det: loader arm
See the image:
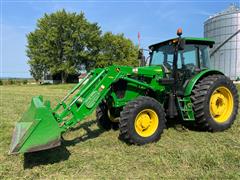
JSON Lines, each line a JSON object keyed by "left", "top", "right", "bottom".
{"left": 53, "top": 65, "right": 163, "bottom": 131}
{"left": 53, "top": 67, "right": 124, "bottom": 130}
{"left": 9, "top": 65, "right": 164, "bottom": 154}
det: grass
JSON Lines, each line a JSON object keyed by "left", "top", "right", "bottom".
{"left": 0, "top": 84, "right": 240, "bottom": 179}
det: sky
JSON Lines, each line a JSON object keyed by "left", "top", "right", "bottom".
{"left": 1, "top": 0, "right": 240, "bottom": 78}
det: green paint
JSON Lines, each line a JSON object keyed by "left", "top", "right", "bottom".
{"left": 177, "top": 97, "right": 195, "bottom": 121}
{"left": 184, "top": 69, "right": 223, "bottom": 96}
{"left": 184, "top": 37, "right": 215, "bottom": 44}
{"left": 85, "top": 91, "right": 101, "bottom": 109}
{"left": 9, "top": 96, "right": 61, "bottom": 154}
{"left": 149, "top": 37, "right": 215, "bottom": 49}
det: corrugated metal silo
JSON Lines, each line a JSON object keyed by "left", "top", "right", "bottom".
{"left": 204, "top": 4, "right": 240, "bottom": 80}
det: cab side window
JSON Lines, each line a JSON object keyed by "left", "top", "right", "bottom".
{"left": 199, "top": 45, "right": 211, "bottom": 69}
{"left": 177, "top": 45, "right": 198, "bottom": 73}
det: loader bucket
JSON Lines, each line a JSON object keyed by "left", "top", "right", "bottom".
{"left": 9, "top": 96, "right": 62, "bottom": 154}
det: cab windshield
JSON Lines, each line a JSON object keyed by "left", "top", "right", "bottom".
{"left": 150, "top": 44, "right": 211, "bottom": 71}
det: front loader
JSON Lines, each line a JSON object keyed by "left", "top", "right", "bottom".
{"left": 9, "top": 29, "right": 239, "bottom": 154}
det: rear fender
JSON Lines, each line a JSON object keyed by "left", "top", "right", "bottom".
{"left": 184, "top": 69, "right": 224, "bottom": 97}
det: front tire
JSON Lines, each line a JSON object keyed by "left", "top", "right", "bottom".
{"left": 191, "top": 74, "right": 239, "bottom": 131}
{"left": 96, "top": 102, "right": 119, "bottom": 130}
{"left": 119, "top": 96, "right": 166, "bottom": 145}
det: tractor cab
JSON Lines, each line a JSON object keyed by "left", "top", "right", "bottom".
{"left": 149, "top": 37, "right": 214, "bottom": 75}
{"left": 148, "top": 34, "right": 215, "bottom": 92}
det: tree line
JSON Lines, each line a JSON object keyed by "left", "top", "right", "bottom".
{"left": 27, "top": 9, "right": 139, "bottom": 83}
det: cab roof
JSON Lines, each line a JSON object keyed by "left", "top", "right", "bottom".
{"left": 149, "top": 37, "right": 215, "bottom": 50}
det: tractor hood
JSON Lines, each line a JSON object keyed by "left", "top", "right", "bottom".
{"left": 93, "top": 65, "right": 164, "bottom": 78}
{"left": 134, "top": 66, "right": 163, "bottom": 74}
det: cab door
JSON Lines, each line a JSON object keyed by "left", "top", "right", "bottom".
{"left": 176, "top": 45, "right": 199, "bottom": 93}
{"left": 176, "top": 44, "right": 211, "bottom": 94}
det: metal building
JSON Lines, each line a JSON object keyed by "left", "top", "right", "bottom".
{"left": 204, "top": 4, "right": 240, "bottom": 80}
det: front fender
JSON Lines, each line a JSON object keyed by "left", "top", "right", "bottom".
{"left": 184, "top": 69, "right": 224, "bottom": 96}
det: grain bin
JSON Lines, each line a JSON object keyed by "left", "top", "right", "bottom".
{"left": 204, "top": 4, "right": 240, "bottom": 80}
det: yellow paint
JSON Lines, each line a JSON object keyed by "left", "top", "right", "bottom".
{"left": 134, "top": 109, "right": 159, "bottom": 137}
{"left": 209, "top": 86, "right": 234, "bottom": 123}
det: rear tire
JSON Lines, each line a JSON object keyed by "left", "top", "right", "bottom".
{"left": 191, "top": 74, "right": 239, "bottom": 131}
{"left": 119, "top": 96, "right": 166, "bottom": 145}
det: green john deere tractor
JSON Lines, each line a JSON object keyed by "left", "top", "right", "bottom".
{"left": 9, "top": 29, "right": 239, "bottom": 154}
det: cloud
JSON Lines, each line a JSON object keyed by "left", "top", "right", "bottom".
{"left": 193, "top": 10, "right": 212, "bottom": 16}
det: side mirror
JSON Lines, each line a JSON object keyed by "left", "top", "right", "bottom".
{"left": 138, "top": 49, "right": 146, "bottom": 66}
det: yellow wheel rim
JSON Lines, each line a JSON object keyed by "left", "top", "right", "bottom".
{"left": 209, "top": 86, "right": 234, "bottom": 123}
{"left": 134, "top": 109, "right": 159, "bottom": 137}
